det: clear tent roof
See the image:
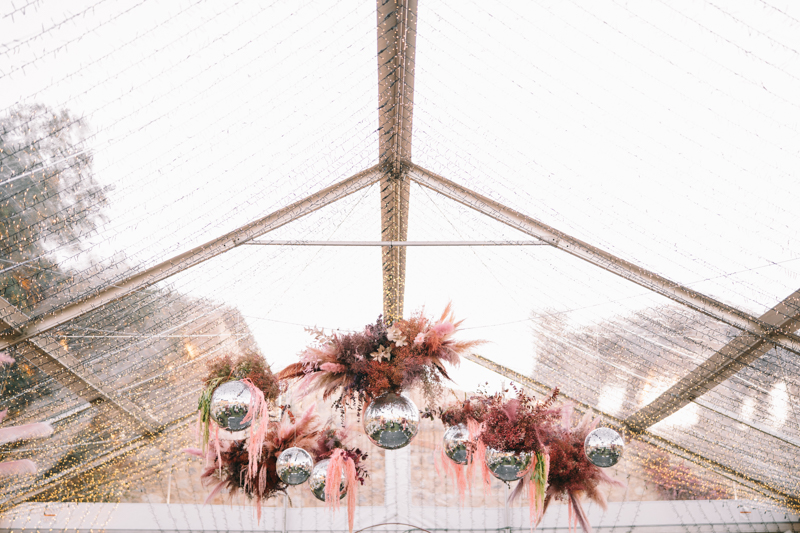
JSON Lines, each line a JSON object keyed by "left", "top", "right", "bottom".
{"left": 1, "top": 0, "right": 799, "bottom": 528}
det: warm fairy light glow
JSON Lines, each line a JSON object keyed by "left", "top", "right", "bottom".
{"left": 185, "top": 342, "right": 197, "bottom": 360}
{"left": 638, "top": 377, "right": 672, "bottom": 409}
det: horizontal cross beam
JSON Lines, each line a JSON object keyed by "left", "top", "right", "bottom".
{"left": 244, "top": 240, "right": 547, "bottom": 246}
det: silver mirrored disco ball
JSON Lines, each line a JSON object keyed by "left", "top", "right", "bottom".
{"left": 443, "top": 423, "right": 470, "bottom": 465}
{"left": 485, "top": 447, "right": 532, "bottom": 482}
{"left": 362, "top": 392, "right": 419, "bottom": 449}
{"left": 584, "top": 427, "right": 624, "bottom": 468}
{"left": 309, "top": 458, "right": 347, "bottom": 501}
{"left": 210, "top": 380, "right": 252, "bottom": 433}
{"left": 276, "top": 447, "right": 314, "bottom": 485}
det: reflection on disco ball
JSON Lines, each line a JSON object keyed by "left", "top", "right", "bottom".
{"left": 485, "top": 447, "right": 532, "bottom": 482}
{"left": 584, "top": 427, "right": 624, "bottom": 468}
{"left": 276, "top": 447, "right": 314, "bottom": 485}
{"left": 309, "top": 458, "right": 347, "bottom": 501}
{"left": 210, "top": 380, "right": 252, "bottom": 433}
{"left": 443, "top": 423, "right": 470, "bottom": 465}
{"left": 362, "top": 392, "right": 419, "bottom": 449}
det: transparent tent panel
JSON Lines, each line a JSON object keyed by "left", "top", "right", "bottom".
{"left": 1, "top": 0, "right": 379, "bottom": 318}
{"left": 650, "top": 402, "right": 800, "bottom": 497}
{"left": 3, "top": 0, "right": 800, "bottom": 526}
{"left": 412, "top": 0, "right": 800, "bottom": 317}
{"left": 7, "top": 176, "right": 793, "bottom": 505}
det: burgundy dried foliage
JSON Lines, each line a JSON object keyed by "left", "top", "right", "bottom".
{"left": 538, "top": 406, "right": 625, "bottom": 533}
{"left": 277, "top": 305, "right": 483, "bottom": 414}
{"left": 212, "top": 440, "right": 285, "bottom": 501}
{"left": 312, "top": 426, "right": 369, "bottom": 485}
{"left": 543, "top": 425, "right": 604, "bottom": 502}
{"left": 201, "top": 404, "right": 351, "bottom": 504}
{"left": 422, "top": 394, "right": 491, "bottom": 426}
{"left": 480, "top": 387, "right": 560, "bottom": 453}
{"left": 204, "top": 350, "right": 281, "bottom": 400}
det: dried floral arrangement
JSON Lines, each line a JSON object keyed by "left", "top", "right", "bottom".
{"left": 480, "top": 386, "right": 560, "bottom": 454}
{"left": 187, "top": 403, "right": 369, "bottom": 529}
{"left": 482, "top": 386, "right": 560, "bottom": 524}
{"left": 537, "top": 405, "right": 624, "bottom": 533}
{"left": 423, "top": 393, "right": 493, "bottom": 500}
{"left": 277, "top": 304, "right": 482, "bottom": 413}
{"left": 196, "top": 350, "right": 281, "bottom": 452}
{"left": 311, "top": 425, "right": 369, "bottom": 532}
{"left": 427, "top": 387, "right": 623, "bottom": 533}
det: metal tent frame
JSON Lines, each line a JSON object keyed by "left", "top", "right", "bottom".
{"left": 1, "top": 0, "right": 798, "bottom": 512}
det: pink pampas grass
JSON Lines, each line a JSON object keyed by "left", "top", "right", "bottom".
{"left": 325, "top": 448, "right": 359, "bottom": 532}
{"left": 0, "top": 422, "right": 53, "bottom": 445}
{"left": 241, "top": 378, "right": 271, "bottom": 479}
{"left": 0, "top": 459, "right": 36, "bottom": 477}
{"left": 0, "top": 352, "right": 14, "bottom": 366}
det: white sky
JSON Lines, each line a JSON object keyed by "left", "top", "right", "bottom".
{"left": 2, "top": 0, "right": 800, "bottom": 398}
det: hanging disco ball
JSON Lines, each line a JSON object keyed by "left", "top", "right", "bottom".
{"left": 210, "top": 380, "right": 252, "bottom": 434}
{"left": 362, "top": 392, "right": 419, "bottom": 449}
{"left": 309, "top": 458, "right": 347, "bottom": 501}
{"left": 443, "top": 423, "right": 470, "bottom": 465}
{"left": 584, "top": 427, "right": 624, "bottom": 468}
{"left": 485, "top": 447, "right": 532, "bottom": 482}
{"left": 276, "top": 447, "right": 314, "bottom": 485}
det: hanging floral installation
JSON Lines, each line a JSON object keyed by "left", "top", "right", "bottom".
{"left": 185, "top": 308, "right": 624, "bottom": 533}
{"left": 539, "top": 404, "right": 625, "bottom": 533}
{"left": 427, "top": 385, "right": 623, "bottom": 533}
{"left": 481, "top": 387, "right": 560, "bottom": 523}
{"left": 423, "top": 393, "right": 492, "bottom": 501}
{"left": 190, "top": 404, "right": 321, "bottom": 517}
{"left": 188, "top": 401, "right": 369, "bottom": 529}
{"left": 310, "top": 425, "right": 369, "bottom": 532}
{"left": 277, "top": 304, "right": 483, "bottom": 412}
{"left": 196, "top": 351, "right": 281, "bottom": 454}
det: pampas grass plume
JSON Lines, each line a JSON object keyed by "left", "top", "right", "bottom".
{"left": 0, "top": 422, "right": 53, "bottom": 445}
{"left": 0, "top": 459, "right": 36, "bottom": 477}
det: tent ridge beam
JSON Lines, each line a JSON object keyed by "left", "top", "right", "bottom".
{"left": 377, "top": 0, "right": 417, "bottom": 323}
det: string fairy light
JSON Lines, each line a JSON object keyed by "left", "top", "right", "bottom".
{"left": 0, "top": 0, "right": 799, "bottom": 530}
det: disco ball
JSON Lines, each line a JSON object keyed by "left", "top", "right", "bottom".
{"left": 276, "top": 447, "right": 314, "bottom": 485}
{"left": 362, "top": 392, "right": 419, "bottom": 449}
{"left": 309, "top": 458, "right": 347, "bottom": 501}
{"left": 584, "top": 427, "right": 624, "bottom": 468}
{"left": 443, "top": 423, "right": 470, "bottom": 465}
{"left": 210, "top": 380, "right": 252, "bottom": 433}
{"left": 485, "top": 447, "right": 532, "bottom": 482}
